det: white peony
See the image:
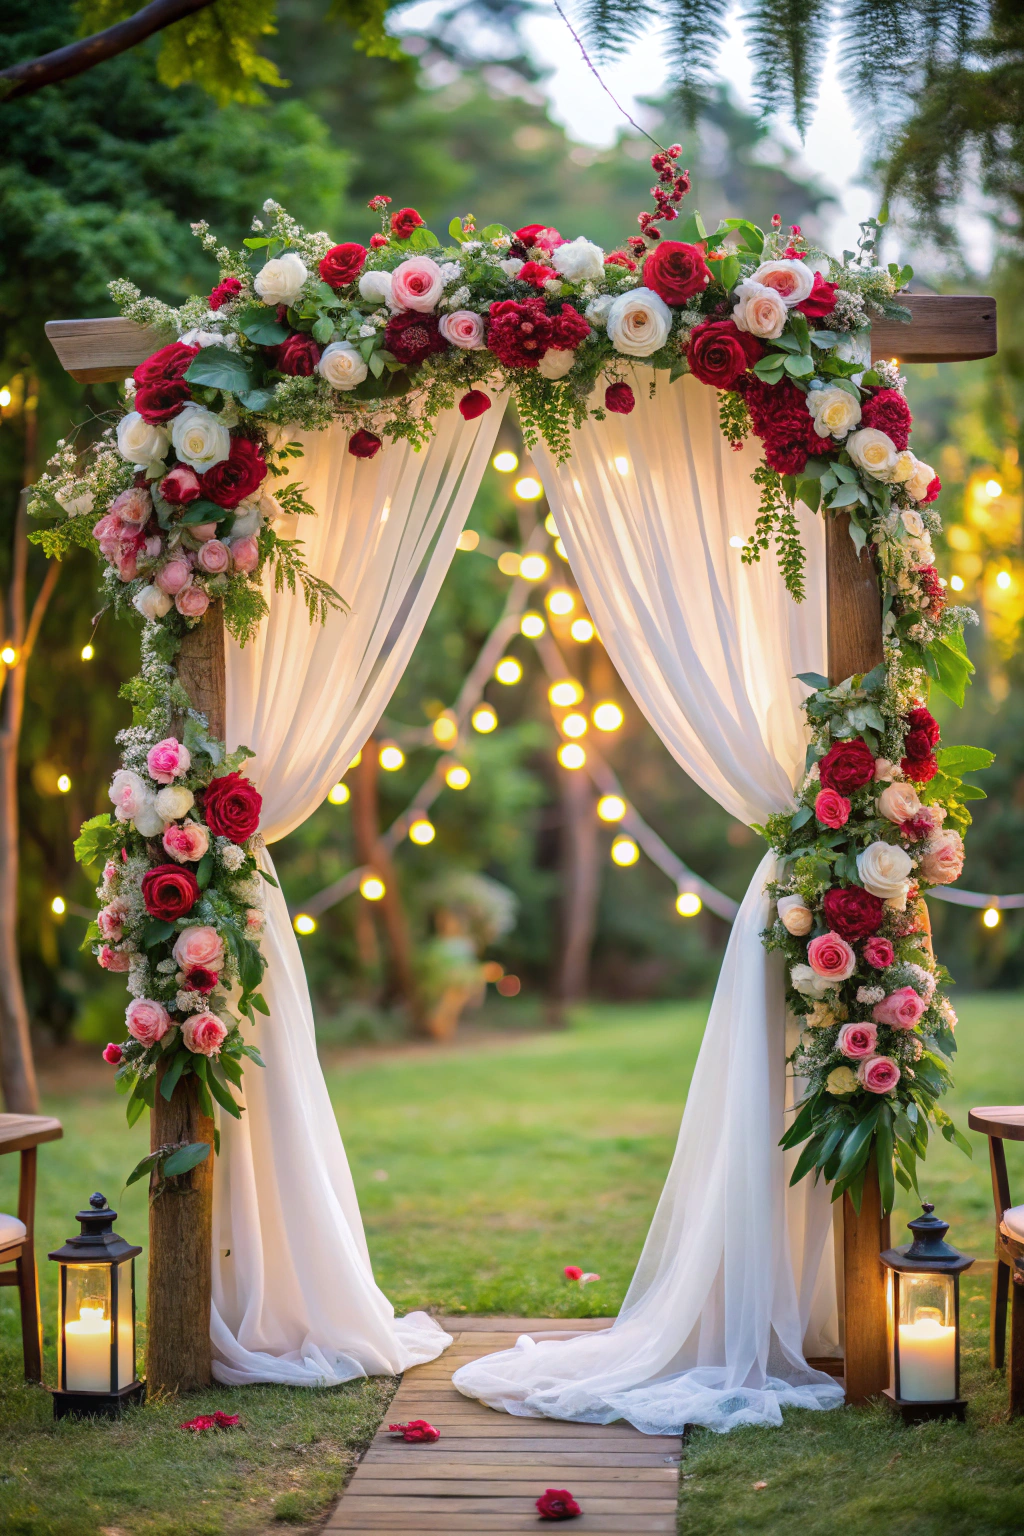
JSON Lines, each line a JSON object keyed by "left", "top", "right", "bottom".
{"left": 807, "top": 386, "right": 861, "bottom": 440}
{"left": 749, "top": 259, "right": 815, "bottom": 307}
{"left": 155, "top": 784, "right": 195, "bottom": 821}
{"left": 171, "top": 406, "right": 231, "bottom": 471}
{"left": 857, "top": 839, "right": 913, "bottom": 899}
{"left": 905, "top": 457, "right": 937, "bottom": 502}
{"left": 538, "top": 348, "right": 576, "bottom": 380}
{"left": 317, "top": 342, "right": 368, "bottom": 391}
{"left": 358, "top": 269, "right": 395, "bottom": 306}
{"left": 791, "top": 964, "right": 833, "bottom": 999}
{"left": 584, "top": 294, "right": 615, "bottom": 328}
{"left": 606, "top": 287, "right": 672, "bottom": 357}
{"left": 551, "top": 237, "right": 606, "bottom": 285}
{"left": 116, "top": 412, "right": 169, "bottom": 466}
{"left": 133, "top": 584, "right": 173, "bottom": 621}
{"left": 254, "top": 252, "right": 308, "bottom": 308}
{"left": 732, "top": 280, "right": 787, "bottom": 340}
{"left": 846, "top": 427, "right": 899, "bottom": 481}
{"left": 778, "top": 894, "right": 813, "bottom": 936}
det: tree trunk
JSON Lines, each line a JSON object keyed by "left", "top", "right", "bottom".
{"left": 145, "top": 605, "right": 224, "bottom": 1393}
{"left": 556, "top": 763, "right": 600, "bottom": 1002}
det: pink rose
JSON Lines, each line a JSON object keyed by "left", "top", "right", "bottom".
{"left": 814, "top": 788, "right": 851, "bottom": 828}
{"left": 919, "top": 829, "right": 964, "bottom": 885}
{"left": 877, "top": 782, "right": 922, "bottom": 823}
{"left": 807, "top": 932, "right": 856, "bottom": 981}
{"left": 155, "top": 557, "right": 192, "bottom": 595}
{"left": 162, "top": 821, "right": 210, "bottom": 863}
{"left": 197, "top": 538, "right": 230, "bottom": 575}
{"left": 874, "top": 758, "right": 898, "bottom": 781}
{"left": 145, "top": 534, "right": 163, "bottom": 560}
{"left": 837, "top": 1022, "right": 878, "bottom": 1059}
{"left": 229, "top": 535, "right": 259, "bottom": 574}
{"left": 159, "top": 465, "right": 202, "bottom": 506}
{"left": 109, "top": 487, "right": 152, "bottom": 526}
{"left": 181, "top": 1011, "right": 228, "bottom": 1057}
{"left": 102, "top": 860, "right": 119, "bottom": 887}
{"left": 97, "top": 901, "right": 127, "bottom": 942}
{"left": 125, "top": 998, "right": 171, "bottom": 1046}
{"left": 172, "top": 926, "right": 224, "bottom": 972}
{"left": 857, "top": 1055, "right": 901, "bottom": 1094}
{"left": 113, "top": 543, "right": 140, "bottom": 581}
{"left": 862, "top": 936, "right": 894, "bottom": 969}
{"left": 98, "top": 946, "right": 131, "bottom": 971}
{"left": 872, "top": 986, "right": 927, "bottom": 1030}
{"left": 102, "top": 1043, "right": 123, "bottom": 1065}
{"left": 245, "top": 907, "right": 265, "bottom": 933}
{"left": 439, "top": 311, "right": 486, "bottom": 350}
{"left": 147, "top": 736, "right": 191, "bottom": 783}
{"left": 390, "top": 256, "right": 444, "bottom": 313}
{"left": 175, "top": 582, "right": 210, "bottom": 618}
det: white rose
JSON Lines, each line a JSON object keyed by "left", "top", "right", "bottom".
{"left": 856, "top": 839, "right": 913, "bottom": 898}
{"left": 538, "top": 348, "right": 576, "bottom": 380}
{"left": 132, "top": 584, "right": 173, "bottom": 621}
{"left": 133, "top": 798, "right": 166, "bottom": 838}
{"left": 116, "top": 412, "right": 169, "bottom": 466}
{"left": 606, "top": 287, "right": 672, "bottom": 357}
{"left": 901, "top": 508, "right": 925, "bottom": 538}
{"left": 171, "top": 406, "right": 231, "bottom": 471}
{"left": 317, "top": 342, "right": 368, "bottom": 391}
{"left": 846, "top": 427, "right": 899, "bottom": 480}
{"left": 584, "top": 294, "right": 615, "bottom": 328}
{"left": 499, "top": 258, "right": 524, "bottom": 278}
{"left": 179, "top": 329, "right": 237, "bottom": 350}
{"left": 155, "top": 784, "right": 195, "bottom": 821}
{"left": 905, "top": 457, "right": 937, "bottom": 502}
{"left": 749, "top": 258, "right": 815, "bottom": 307}
{"left": 807, "top": 386, "right": 861, "bottom": 440}
{"left": 778, "top": 894, "right": 813, "bottom": 936}
{"left": 791, "top": 964, "right": 832, "bottom": 999}
{"left": 254, "top": 252, "right": 308, "bottom": 308}
{"left": 358, "top": 269, "right": 395, "bottom": 307}
{"left": 551, "top": 237, "right": 605, "bottom": 285}
{"left": 109, "top": 769, "right": 148, "bottom": 823}
{"left": 732, "top": 280, "right": 787, "bottom": 340}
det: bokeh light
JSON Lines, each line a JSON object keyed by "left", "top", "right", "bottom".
{"left": 597, "top": 794, "right": 626, "bottom": 822}
{"left": 611, "top": 835, "right": 639, "bottom": 866}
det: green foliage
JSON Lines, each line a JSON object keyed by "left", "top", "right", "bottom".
{"left": 744, "top": 464, "right": 807, "bottom": 602}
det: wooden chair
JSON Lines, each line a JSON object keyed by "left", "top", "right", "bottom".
{"left": 0, "top": 1113, "right": 63, "bottom": 1382}
{"left": 967, "top": 1106, "right": 1024, "bottom": 1416}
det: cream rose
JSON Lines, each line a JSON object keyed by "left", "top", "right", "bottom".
{"left": 155, "top": 784, "right": 195, "bottom": 821}
{"left": 900, "top": 508, "right": 926, "bottom": 539}
{"left": 606, "top": 287, "right": 672, "bottom": 357}
{"left": 132, "top": 584, "right": 173, "bottom": 622}
{"left": 116, "top": 412, "right": 169, "bottom": 466}
{"left": 877, "top": 782, "right": 922, "bottom": 823}
{"left": 171, "top": 406, "right": 231, "bottom": 471}
{"left": 551, "top": 237, "right": 605, "bottom": 284}
{"left": 890, "top": 451, "right": 915, "bottom": 484}
{"left": 807, "top": 386, "right": 861, "bottom": 440}
{"left": 439, "top": 311, "right": 486, "bottom": 350}
{"left": 390, "top": 256, "right": 444, "bottom": 312}
{"left": 358, "top": 269, "right": 394, "bottom": 306}
{"left": 499, "top": 258, "right": 524, "bottom": 279}
{"left": 905, "top": 457, "right": 938, "bottom": 502}
{"left": 846, "top": 428, "right": 899, "bottom": 481}
{"left": 538, "top": 348, "right": 576, "bottom": 380}
{"left": 254, "top": 252, "right": 308, "bottom": 308}
{"left": 778, "top": 894, "right": 813, "bottom": 936}
{"left": 750, "top": 258, "right": 815, "bottom": 306}
{"left": 857, "top": 839, "right": 913, "bottom": 899}
{"left": 919, "top": 829, "right": 964, "bottom": 886}
{"left": 731, "top": 280, "right": 787, "bottom": 340}
{"left": 317, "top": 342, "right": 368, "bottom": 391}
{"left": 790, "top": 964, "right": 833, "bottom": 999}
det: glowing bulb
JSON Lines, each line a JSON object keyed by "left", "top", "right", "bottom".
{"left": 570, "top": 618, "right": 594, "bottom": 643}
{"left": 676, "top": 891, "right": 702, "bottom": 917}
{"left": 457, "top": 529, "right": 480, "bottom": 552}
{"left": 515, "top": 476, "right": 543, "bottom": 501}
{"left": 554, "top": 538, "right": 568, "bottom": 561}
{"left": 614, "top": 456, "right": 629, "bottom": 476}
{"left": 360, "top": 875, "right": 386, "bottom": 901}
{"left": 51, "top": 896, "right": 66, "bottom": 916}
{"left": 519, "top": 553, "right": 548, "bottom": 582}
{"left": 983, "top": 906, "right": 1001, "bottom": 929}
{"left": 80, "top": 644, "right": 94, "bottom": 661}
{"left": 432, "top": 713, "right": 458, "bottom": 745}
{"left": 379, "top": 743, "right": 405, "bottom": 771}
{"left": 493, "top": 450, "right": 518, "bottom": 473}
{"left": 497, "top": 551, "right": 522, "bottom": 576}
{"left": 985, "top": 479, "right": 1003, "bottom": 498}
{"left": 472, "top": 705, "right": 497, "bottom": 733}
{"left": 57, "top": 774, "right": 71, "bottom": 793}
{"left": 611, "top": 835, "right": 639, "bottom": 866}
{"left": 729, "top": 535, "right": 746, "bottom": 549}
{"left": 544, "top": 513, "right": 558, "bottom": 535}
{"left": 409, "top": 818, "right": 436, "bottom": 845}
{"left": 996, "top": 570, "right": 1011, "bottom": 590}
{"left": 593, "top": 702, "right": 623, "bottom": 732}
{"left": 558, "top": 743, "right": 586, "bottom": 770}
{"left": 0, "top": 646, "right": 15, "bottom": 665}
{"left": 561, "top": 712, "right": 588, "bottom": 738}
{"left": 0, "top": 388, "right": 11, "bottom": 408}
{"left": 495, "top": 657, "right": 522, "bottom": 685}
{"left": 520, "top": 611, "right": 546, "bottom": 638}
{"left": 548, "top": 679, "right": 583, "bottom": 707}
{"left": 597, "top": 794, "right": 626, "bottom": 822}
{"left": 547, "top": 589, "right": 575, "bottom": 616}
{"left": 328, "top": 781, "right": 350, "bottom": 805}
{"left": 294, "top": 913, "right": 317, "bottom": 935}
{"left": 348, "top": 750, "right": 362, "bottom": 770}
{"left": 950, "top": 575, "right": 964, "bottom": 592}
{"left": 445, "top": 763, "right": 470, "bottom": 790}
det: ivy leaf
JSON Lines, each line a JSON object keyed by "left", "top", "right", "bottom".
{"left": 407, "top": 226, "right": 440, "bottom": 250}
{"left": 788, "top": 312, "right": 811, "bottom": 352}
{"left": 796, "top": 478, "right": 821, "bottom": 512}
{"left": 237, "top": 388, "right": 275, "bottom": 413}
{"left": 829, "top": 484, "right": 861, "bottom": 508}
{"left": 448, "top": 217, "right": 465, "bottom": 242}
{"left": 925, "top": 631, "right": 975, "bottom": 706}
{"left": 791, "top": 804, "right": 813, "bottom": 828}
{"left": 809, "top": 331, "right": 838, "bottom": 348}
{"left": 795, "top": 671, "right": 830, "bottom": 689}
{"left": 676, "top": 211, "right": 709, "bottom": 245}
{"left": 717, "top": 254, "right": 740, "bottom": 290}
{"left": 184, "top": 347, "right": 253, "bottom": 393}
{"left": 784, "top": 353, "right": 814, "bottom": 377}
{"left": 125, "top": 1150, "right": 162, "bottom": 1188}
{"left": 144, "top": 918, "right": 175, "bottom": 948}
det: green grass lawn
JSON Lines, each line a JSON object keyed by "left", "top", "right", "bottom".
{"left": 0, "top": 994, "right": 1022, "bottom": 1533}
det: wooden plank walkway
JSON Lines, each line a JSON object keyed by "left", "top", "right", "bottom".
{"left": 326, "top": 1317, "right": 682, "bottom": 1534}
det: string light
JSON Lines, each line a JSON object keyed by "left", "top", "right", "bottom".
{"left": 996, "top": 570, "right": 1012, "bottom": 590}
{"left": 0, "top": 388, "right": 11, "bottom": 409}
{"left": 597, "top": 794, "right": 626, "bottom": 822}
{"left": 548, "top": 679, "right": 583, "bottom": 707}
{"left": 547, "top": 590, "right": 575, "bottom": 616}
{"left": 985, "top": 480, "right": 1003, "bottom": 498}
{"left": 676, "top": 891, "right": 702, "bottom": 917}
{"left": 493, "top": 450, "right": 518, "bottom": 473}
{"left": 497, "top": 551, "right": 522, "bottom": 575}
{"left": 592, "top": 702, "right": 624, "bottom": 731}
{"left": 51, "top": 896, "right": 66, "bottom": 916}
{"left": 445, "top": 763, "right": 471, "bottom": 789}
{"left": 81, "top": 644, "right": 94, "bottom": 661}
{"left": 561, "top": 712, "right": 588, "bottom": 738}
{"left": 294, "top": 913, "right": 317, "bottom": 935}
{"left": 457, "top": 529, "right": 480, "bottom": 552}
{"left": 432, "top": 712, "right": 458, "bottom": 745}
{"left": 515, "top": 476, "right": 543, "bottom": 501}
{"left": 57, "top": 774, "right": 71, "bottom": 793}
{"left": 554, "top": 538, "right": 569, "bottom": 561}
{"left": 495, "top": 657, "right": 522, "bottom": 685}
{"left": 611, "top": 835, "right": 639, "bottom": 866}
{"left": 409, "top": 818, "right": 436, "bottom": 845}
{"left": 0, "top": 646, "right": 15, "bottom": 665}
{"left": 950, "top": 575, "right": 965, "bottom": 592}
{"left": 570, "top": 618, "right": 594, "bottom": 642}
{"left": 519, "top": 554, "right": 548, "bottom": 582}
{"left": 379, "top": 743, "right": 405, "bottom": 771}
{"left": 472, "top": 705, "right": 497, "bottom": 733}
{"left": 521, "top": 612, "right": 546, "bottom": 638}
{"left": 328, "top": 781, "right": 350, "bottom": 805}
{"left": 983, "top": 907, "right": 1001, "bottom": 929}
{"left": 360, "top": 875, "right": 386, "bottom": 901}
{"left": 558, "top": 743, "right": 586, "bottom": 770}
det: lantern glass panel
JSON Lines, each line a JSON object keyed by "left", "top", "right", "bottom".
{"left": 896, "top": 1272, "right": 956, "bottom": 1401}
{"left": 115, "top": 1259, "right": 135, "bottom": 1389}
{"left": 63, "top": 1264, "right": 113, "bottom": 1393}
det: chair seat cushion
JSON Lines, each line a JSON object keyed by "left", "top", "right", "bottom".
{"left": 0, "top": 1212, "right": 26, "bottom": 1248}
{"left": 1003, "top": 1205, "right": 1024, "bottom": 1242}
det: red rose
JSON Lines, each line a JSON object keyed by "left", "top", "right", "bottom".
{"left": 536, "top": 1488, "right": 581, "bottom": 1521}
{"left": 102, "top": 1043, "right": 123, "bottom": 1065}
{"left": 134, "top": 379, "right": 191, "bottom": 423}
{"left": 818, "top": 737, "right": 876, "bottom": 794}
{"left": 390, "top": 207, "right": 425, "bottom": 239}
{"left": 814, "top": 788, "right": 850, "bottom": 828}
{"left": 458, "top": 390, "right": 491, "bottom": 420}
{"left": 822, "top": 885, "right": 884, "bottom": 942}
{"left": 688, "top": 320, "right": 764, "bottom": 389}
{"left": 183, "top": 966, "right": 218, "bottom": 994}
{"left": 384, "top": 311, "right": 447, "bottom": 366}
{"left": 141, "top": 863, "right": 199, "bottom": 921}
{"left": 349, "top": 430, "right": 382, "bottom": 459}
{"left": 643, "top": 240, "right": 711, "bottom": 304}
{"left": 863, "top": 936, "right": 895, "bottom": 969}
{"left": 200, "top": 437, "right": 267, "bottom": 509}
{"left": 209, "top": 277, "right": 243, "bottom": 310}
{"left": 160, "top": 465, "right": 202, "bottom": 505}
{"left": 920, "top": 475, "right": 941, "bottom": 504}
{"left": 514, "top": 224, "right": 564, "bottom": 252}
{"left": 795, "top": 272, "right": 839, "bottom": 319}
{"left": 860, "top": 388, "right": 913, "bottom": 452}
{"left": 605, "top": 382, "right": 635, "bottom": 414}
{"left": 744, "top": 377, "right": 821, "bottom": 475}
{"left": 519, "top": 261, "right": 558, "bottom": 289}
{"left": 319, "top": 243, "right": 367, "bottom": 289}
{"left": 134, "top": 342, "right": 198, "bottom": 387}
{"left": 903, "top": 754, "right": 938, "bottom": 784}
{"left": 387, "top": 1418, "right": 440, "bottom": 1442}
{"left": 901, "top": 705, "right": 940, "bottom": 778}
{"left": 550, "top": 304, "right": 590, "bottom": 350}
{"left": 274, "top": 334, "right": 322, "bottom": 377}
{"left": 369, "top": 233, "right": 388, "bottom": 250}
{"left": 487, "top": 298, "right": 553, "bottom": 369}
{"left": 203, "top": 772, "right": 262, "bottom": 843}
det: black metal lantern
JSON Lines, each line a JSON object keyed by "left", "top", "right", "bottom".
{"left": 880, "top": 1201, "right": 974, "bottom": 1424}
{"left": 48, "top": 1193, "right": 145, "bottom": 1418}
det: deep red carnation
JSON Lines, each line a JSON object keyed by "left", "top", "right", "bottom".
{"left": 200, "top": 437, "right": 267, "bottom": 509}
{"left": 916, "top": 564, "right": 947, "bottom": 617}
{"left": 134, "top": 342, "right": 198, "bottom": 387}
{"left": 519, "top": 261, "right": 558, "bottom": 289}
{"left": 904, "top": 705, "right": 940, "bottom": 753}
{"left": 642, "top": 240, "right": 710, "bottom": 304}
{"left": 459, "top": 390, "right": 491, "bottom": 420}
{"left": 209, "top": 277, "right": 243, "bottom": 311}
{"left": 141, "top": 863, "right": 199, "bottom": 921}
{"left": 536, "top": 1488, "right": 581, "bottom": 1521}
{"left": 818, "top": 736, "right": 876, "bottom": 794}
{"left": 349, "top": 429, "right": 382, "bottom": 459}
{"left": 274, "top": 333, "right": 322, "bottom": 377}
{"left": 390, "top": 207, "right": 425, "bottom": 239}
{"left": 860, "top": 388, "right": 913, "bottom": 452}
{"left": 183, "top": 966, "right": 218, "bottom": 994}
{"left": 387, "top": 1419, "right": 440, "bottom": 1442}
{"left": 319, "top": 243, "right": 367, "bottom": 289}
{"left": 514, "top": 224, "right": 564, "bottom": 252}
{"left": 203, "top": 772, "right": 262, "bottom": 843}
{"left": 688, "top": 320, "right": 763, "bottom": 389}
{"left": 134, "top": 379, "right": 191, "bottom": 423}
{"left": 822, "top": 885, "right": 885, "bottom": 942}
{"left": 605, "top": 382, "right": 635, "bottom": 414}
{"left": 486, "top": 298, "right": 553, "bottom": 369}
{"left": 795, "top": 272, "right": 839, "bottom": 319}
{"left": 902, "top": 753, "right": 938, "bottom": 784}
{"left": 384, "top": 310, "right": 447, "bottom": 366}
{"left": 744, "top": 377, "right": 821, "bottom": 475}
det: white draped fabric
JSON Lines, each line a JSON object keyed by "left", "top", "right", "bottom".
{"left": 454, "top": 370, "right": 844, "bottom": 1433}
{"left": 212, "top": 402, "right": 505, "bottom": 1385}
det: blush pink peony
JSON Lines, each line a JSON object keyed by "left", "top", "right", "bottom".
{"left": 97, "top": 901, "right": 127, "bottom": 942}
{"left": 872, "top": 986, "right": 928, "bottom": 1030}
{"left": 807, "top": 931, "right": 857, "bottom": 981}
{"left": 229, "top": 535, "right": 259, "bottom": 574}
{"left": 172, "top": 925, "right": 224, "bottom": 972}
{"left": 919, "top": 829, "right": 964, "bottom": 885}
{"left": 109, "top": 486, "right": 152, "bottom": 526}
{"left": 155, "top": 556, "right": 193, "bottom": 595}
{"left": 147, "top": 737, "right": 191, "bottom": 783}
{"left": 181, "top": 1011, "right": 228, "bottom": 1057}
{"left": 125, "top": 998, "right": 171, "bottom": 1046}
{"left": 836, "top": 1022, "right": 878, "bottom": 1059}
{"left": 162, "top": 821, "right": 210, "bottom": 863}
{"left": 857, "top": 1055, "right": 901, "bottom": 1094}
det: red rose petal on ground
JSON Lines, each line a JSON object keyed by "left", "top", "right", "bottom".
{"left": 536, "top": 1487, "right": 582, "bottom": 1520}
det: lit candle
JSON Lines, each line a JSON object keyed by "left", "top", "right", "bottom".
{"left": 898, "top": 1313, "right": 956, "bottom": 1400}
{"left": 65, "top": 1305, "right": 111, "bottom": 1392}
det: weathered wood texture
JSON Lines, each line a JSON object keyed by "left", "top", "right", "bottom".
{"left": 327, "top": 1318, "right": 682, "bottom": 1535}
{"left": 968, "top": 1107, "right": 1024, "bottom": 1416}
{"left": 826, "top": 511, "right": 884, "bottom": 686}
{"left": 44, "top": 318, "right": 170, "bottom": 384}
{"left": 869, "top": 293, "right": 996, "bottom": 364}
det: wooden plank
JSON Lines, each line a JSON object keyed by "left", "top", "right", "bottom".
{"left": 0, "top": 1114, "right": 62, "bottom": 1153}
{"left": 439, "top": 1316, "right": 615, "bottom": 1333}
{"left": 869, "top": 292, "right": 996, "bottom": 363}
{"left": 842, "top": 1161, "right": 891, "bottom": 1404}
{"left": 327, "top": 1515, "right": 676, "bottom": 1532}
{"left": 362, "top": 1451, "right": 678, "bottom": 1467}
{"left": 44, "top": 317, "right": 168, "bottom": 383}
{"left": 826, "top": 511, "right": 883, "bottom": 687}
{"left": 349, "top": 1469, "right": 676, "bottom": 1486}
{"left": 345, "top": 1486, "right": 677, "bottom": 1505}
